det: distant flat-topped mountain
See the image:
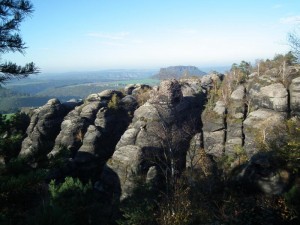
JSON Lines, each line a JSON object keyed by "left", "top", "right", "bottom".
{"left": 154, "top": 66, "right": 206, "bottom": 79}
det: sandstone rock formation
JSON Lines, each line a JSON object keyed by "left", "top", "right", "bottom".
{"left": 202, "top": 100, "right": 226, "bottom": 158}
{"left": 248, "top": 82, "right": 288, "bottom": 112}
{"left": 243, "top": 109, "right": 286, "bottom": 156}
{"left": 19, "top": 99, "right": 80, "bottom": 160}
{"left": 46, "top": 90, "right": 133, "bottom": 180}
{"left": 108, "top": 79, "right": 203, "bottom": 199}
{"left": 16, "top": 64, "right": 300, "bottom": 201}
{"left": 290, "top": 77, "right": 300, "bottom": 116}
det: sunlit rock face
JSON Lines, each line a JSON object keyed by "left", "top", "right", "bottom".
{"left": 19, "top": 98, "right": 80, "bottom": 160}
{"left": 108, "top": 79, "right": 203, "bottom": 199}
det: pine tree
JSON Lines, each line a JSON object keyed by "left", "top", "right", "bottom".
{"left": 0, "top": 0, "right": 38, "bottom": 84}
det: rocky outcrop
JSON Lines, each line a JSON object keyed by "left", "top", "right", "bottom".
{"left": 179, "top": 77, "right": 202, "bottom": 97}
{"left": 225, "top": 85, "right": 246, "bottom": 156}
{"left": 48, "top": 97, "right": 104, "bottom": 158}
{"left": 108, "top": 79, "right": 203, "bottom": 199}
{"left": 199, "top": 66, "right": 300, "bottom": 164}
{"left": 243, "top": 109, "right": 286, "bottom": 156}
{"left": 248, "top": 82, "right": 288, "bottom": 112}
{"left": 290, "top": 77, "right": 300, "bottom": 116}
{"left": 200, "top": 73, "right": 224, "bottom": 93}
{"left": 19, "top": 99, "right": 80, "bottom": 159}
{"left": 202, "top": 100, "right": 226, "bottom": 158}
{"left": 16, "top": 64, "right": 300, "bottom": 203}
{"left": 46, "top": 90, "right": 133, "bottom": 180}
{"left": 48, "top": 90, "right": 129, "bottom": 160}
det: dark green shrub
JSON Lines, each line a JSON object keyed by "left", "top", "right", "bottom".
{"left": 117, "top": 183, "right": 158, "bottom": 225}
{"left": 48, "top": 177, "right": 113, "bottom": 225}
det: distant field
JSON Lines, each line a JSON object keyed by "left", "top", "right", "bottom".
{"left": 1, "top": 76, "right": 160, "bottom": 113}
{"left": 3, "top": 113, "right": 14, "bottom": 121}
{"left": 35, "top": 78, "right": 160, "bottom": 98}
{"left": 0, "top": 96, "right": 53, "bottom": 114}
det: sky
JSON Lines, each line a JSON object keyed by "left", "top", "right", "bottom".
{"left": 4, "top": 0, "right": 300, "bottom": 73}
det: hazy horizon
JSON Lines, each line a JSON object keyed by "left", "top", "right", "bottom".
{"left": 4, "top": 0, "right": 300, "bottom": 73}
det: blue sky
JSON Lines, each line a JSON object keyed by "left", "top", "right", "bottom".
{"left": 5, "top": 0, "right": 300, "bottom": 73}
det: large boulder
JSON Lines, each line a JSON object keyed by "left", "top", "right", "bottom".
{"left": 248, "top": 82, "right": 288, "bottom": 112}
{"left": 179, "top": 77, "right": 202, "bottom": 97}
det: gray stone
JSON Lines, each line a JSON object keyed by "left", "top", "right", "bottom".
{"left": 243, "top": 109, "right": 286, "bottom": 156}
{"left": 249, "top": 83, "right": 288, "bottom": 112}
{"left": 19, "top": 98, "right": 78, "bottom": 158}
{"left": 203, "top": 130, "right": 225, "bottom": 158}
{"left": 108, "top": 145, "right": 142, "bottom": 200}
{"left": 75, "top": 125, "right": 102, "bottom": 163}
{"left": 109, "top": 79, "right": 202, "bottom": 199}
{"left": 230, "top": 85, "right": 245, "bottom": 101}
{"left": 98, "top": 89, "right": 123, "bottom": 99}
{"left": 180, "top": 78, "right": 202, "bottom": 97}
{"left": 290, "top": 77, "right": 300, "bottom": 115}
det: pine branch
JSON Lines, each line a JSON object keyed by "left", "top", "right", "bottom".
{"left": 0, "top": 61, "right": 39, "bottom": 83}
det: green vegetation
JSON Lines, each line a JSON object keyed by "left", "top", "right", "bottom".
{"left": 0, "top": 96, "right": 51, "bottom": 113}
{"left": 108, "top": 94, "right": 121, "bottom": 111}
{"left": 0, "top": 0, "right": 39, "bottom": 84}
{"left": 117, "top": 170, "right": 298, "bottom": 225}
{"left": 0, "top": 112, "right": 30, "bottom": 162}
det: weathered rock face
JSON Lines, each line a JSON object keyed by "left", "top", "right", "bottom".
{"left": 249, "top": 82, "right": 288, "bottom": 112}
{"left": 243, "top": 109, "right": 286, "bottom": 156}
{"left": 48, "top": 90, "right": 129, "bottom": 159}
{"left": 225, "top": 85, "right": 246, "bottom": 156}
{"left": 186, "top": 133, "right": 218, "bottom": 177}
{"left": 150, "top": 78, "right": 183, "bottom": 105}
{"left": 199, "top": 66, "right": 300, "bottom": 165}
{"left": 108, "top": 79, "right": 203, "bottom": 199}
{"left": 179, "top": 78, "right": 202, "bottom": 97}
{"left": 47, "top": 90, "right": 133, "bottom": 180}
{"left": 48, "top": 98, "right": 104, "bottom": 158}
{"left": 202, "top": 100, "right": 226, "bottom": 157}
{"left": 201, "top": 73, "right": 224, "bottom": 93}
{"left": 19, "top": 99, "right": 80, "bottom": 159}
{"left": 290, "top": 77, "right": 300, "bottom": 116}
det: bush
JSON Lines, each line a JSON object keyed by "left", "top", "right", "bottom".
{"left": 117, "top": 182, "right": 158, "bottom": 225}
{"left": 0, "top": 164, "right": 48, "bottom": 225}
{"left": 48, "top": 177, "right": 113, "bottom": 225}
{"left": 108, "top": 94, "right": 121, "bottom": 111}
